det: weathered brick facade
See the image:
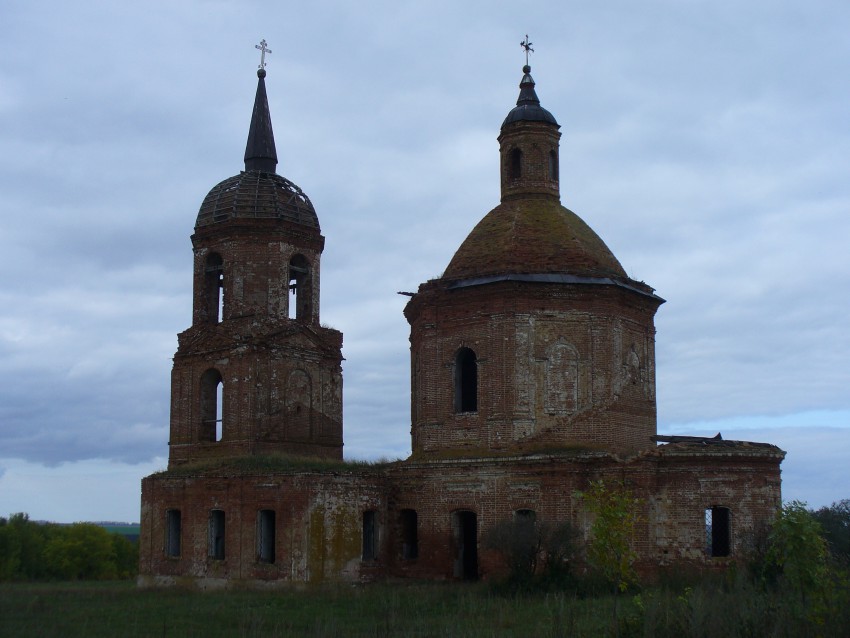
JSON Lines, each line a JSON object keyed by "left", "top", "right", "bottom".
{"left": 139, "top": 63, "right": 784, "bottom": 588}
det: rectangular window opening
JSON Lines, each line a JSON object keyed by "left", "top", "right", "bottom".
{"left": 257, "top": 509, "right": 276, "bottom": 564}
{"left": 165, "top": 509, "right": 181, "bottom": 558}
{"left": 362, "top": 510, "right": 377, "bottom": 561}
{"left": 400, "top": 509, "right": 419, "bottom": 560}
{"left": 706, "top": 506, "right": 731, "bottom": 557}
{"left": 208, "top": 509, "right": 226, "bottom": 560}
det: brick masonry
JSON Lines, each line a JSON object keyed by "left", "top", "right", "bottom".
{"left": 138, "top": 65, "right": 784, "bottom": 588}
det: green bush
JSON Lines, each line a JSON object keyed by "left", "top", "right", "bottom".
{"left": 577, "top": 480, "right": 642, "bottom": 594}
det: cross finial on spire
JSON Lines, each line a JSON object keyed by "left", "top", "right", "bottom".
{"left": 520, "top": 35, "right": 534, "bottom": 66}
{"left": 255, "top": 39, "right": 272, "bottom": 70}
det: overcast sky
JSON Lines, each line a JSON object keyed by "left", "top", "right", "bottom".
{"left": 1, "top": 0, "right": 848, "bottom": 523}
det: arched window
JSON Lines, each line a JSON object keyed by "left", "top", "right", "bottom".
{"left": 204, "top": 253, "right": 224, "bottom": 323}
{"left": 200, "top": 369, "right": 224, "bottom": 442}
{"left": 288, "top": 254, "right": 311, "bottom": 321}
{"left": 454, "top": 347, "right": 478, "bottom": 413}
{"left": 508, "top": 148, "right": 523, "bottom": 180}
{"left": 548, "top": 149, "right": 558, "bottom": 182}
{"left": 515, "top": 509, "right": 537, "bottom": 525}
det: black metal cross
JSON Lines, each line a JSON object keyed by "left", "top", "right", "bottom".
{"left": 520, "top": 35, "right": 534, "bottom": 65}
{"left": 255, "top": 39, "right": 272, "bottom": 69}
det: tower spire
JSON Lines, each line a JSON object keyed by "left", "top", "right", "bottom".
{"left": 244, "top": 40, "right": 278, "bottom": 173}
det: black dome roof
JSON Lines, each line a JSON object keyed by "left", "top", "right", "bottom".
{"left": 501, "top": 65, "right": 558, "bottom": 129}
{"left": 196, "top": 170, "right": 319, "bottom": 230}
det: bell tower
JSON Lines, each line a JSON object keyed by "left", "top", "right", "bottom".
{"left": 167, "top": 55, "right": 344, "bottom": 467}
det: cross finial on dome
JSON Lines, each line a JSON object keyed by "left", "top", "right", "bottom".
{"left": 255, "top": 39, "right": 272, "bottom": 76}
{"left": 520, "top": 35, "right": 534, "bottom": 66}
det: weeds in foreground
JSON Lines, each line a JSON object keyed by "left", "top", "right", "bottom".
{"left": 2, "top": 573, "right": 848, "bottom": 638}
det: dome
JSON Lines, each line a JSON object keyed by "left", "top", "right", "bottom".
{"left": 501, "top": 65, "right": 558, "bottom": 129}
{"left": 443, "top": 197, "right": 625, "bottom": 281}
{"left": 195, "top": 170, "right": 319, "bottom": 230}
{"left": 502, "top": 102, "right": 557, "bottom": 127}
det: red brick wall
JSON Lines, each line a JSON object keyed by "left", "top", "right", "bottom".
{"left": 406, "top": 280, "right": 661, "bottom": 456}
{"left": 139, "top": 446, "right": 783, "bottom": 587}
{"left": 498, "top": 122, "right": 561, "bottom": 201}
{"left": 167, "top": 218, "right": 344, "bottom": 467}
{"left": 191, "top": 220, "right": 325, "bottom": 326}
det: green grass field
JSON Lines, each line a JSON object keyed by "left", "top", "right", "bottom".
{"left": 0, "top": 580, "right": 620, "bottom": 637}
{"left": 3, "top": 576, "right": 850, "bottom": 637}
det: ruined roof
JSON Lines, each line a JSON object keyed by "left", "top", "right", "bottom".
{"left": 442, "top": 197, "right": 626, "bottom": 280}
{"left": 195, "top": 171, "right": 319, "bottom": 230}
{"left": 648, "top": 434, "right": 786, "bottom": 459}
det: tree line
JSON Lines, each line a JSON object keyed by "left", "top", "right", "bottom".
{"left": 1, "top": 498, "right": 847, "bottom": 585}
{"left": 0, "top": 513, "right": 138, "bottom": 581}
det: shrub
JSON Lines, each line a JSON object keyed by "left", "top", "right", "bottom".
{"left": 577, "top": 480, "right": 642, "bottom": 594}
{"left": 483, "top": 517, "right": 580, "bottom": 591}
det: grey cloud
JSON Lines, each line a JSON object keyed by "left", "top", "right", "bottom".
{"left": 0, "top": 0, "right": 848, "bottom": 484}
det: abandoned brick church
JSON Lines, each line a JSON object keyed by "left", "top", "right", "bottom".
{"left": 138, "top": 54, "right": 784, "bottom": 587}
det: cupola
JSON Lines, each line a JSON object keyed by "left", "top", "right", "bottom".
{"left": 442, "top": 64, "right": 627, "bottom": 282}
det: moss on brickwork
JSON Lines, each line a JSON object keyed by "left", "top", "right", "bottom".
{"left": 306, "top": 506, "right": 361, "bottom": 583}
{"left": 330, "top": 507, "right": 361, "bottom": 574}
{"left": 443, "top": 198, "right": 626, "bottom": 280}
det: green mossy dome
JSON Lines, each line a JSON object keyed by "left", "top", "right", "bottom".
{"left": 443, "top": 198, "right": 625, "bottom": 280}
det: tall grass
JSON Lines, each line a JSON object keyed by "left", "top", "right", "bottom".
{"left": 0, "top": 581, "right": 614, "bottom": 637}
{"left": 2, "top": 574, "right": 849, "bottom": 637}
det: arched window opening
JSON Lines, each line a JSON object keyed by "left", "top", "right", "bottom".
{"left": 257, "top": 509, "right": 276, "bottom": 564}
{"left": 204, "top": 253, "right": 224, "bottom": 323}
{"left": 548, "top": 149, "right": 559, "bottom": 182}
{"left": 515, "top": 509, "right": 537, "bottom": 525}
{"left": 288, "top": 254, "right": 311, "bottom": 321}
{"left": 508, "top": 148, "right": 523, "bottom": 180}
{"left": 200, "top": 369, "right": 224, "bottom": 442}
{"left": 454, "top": 347, "right": 478, "bottom": 413}
{"left": 208, "top": 509, "right": 225, "bottom": 560}
{"left": 706, "top": 506, "right": 731, "bottom": 557}
{"left": 400, "top": 509, "right": 419, "bottom": 560}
